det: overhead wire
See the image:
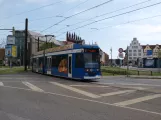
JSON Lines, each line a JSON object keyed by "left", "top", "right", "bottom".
{"left": 55, "top": 1, "right": 161, "bottom": 37}
{"left": 53, "top": 0, "right": 154, "bottom": 33}
{"left": 0, "top": 0, "right": 91, "bottom": 29}
{"left": 58, "top": 0, "right": 90, "bottom": 16}
{"left": 3, "top": 1, "right": 63, "bottom": 19}
{"left": 40, "top": 0, "right": 113, "bottom": 32}
{"left": 98, "top": 14, "right": 161, "bottom": 30}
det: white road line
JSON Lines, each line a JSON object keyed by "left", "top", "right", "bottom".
{"left": 98, "top": 82, "right": 161, "bottom": 87}
{"left": 100, "top": 90, "right": 136, "bottom": 97}
{"left": 70, "top": 85, "right": 109, "bottom": 87}
{"left": 22, "top": 82, "right": 44, "bottom": 92}
{"left": 50, "top": 82, "right": 100, "bottom": 98}
{"left": 114, "top": 94, "right": 161, "bottom": 106}
{"left": 1, "top": 85, "right": 161, "bottom": 116}
{"left": 0, "top": 82, "right": 4, "bottom": 86}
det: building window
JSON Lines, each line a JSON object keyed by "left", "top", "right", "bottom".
{"left": 129, "top": 53, "right": 132, "bottom": 56}
{"left": 138, "top": 53, "right": 141, "bottom": 56}
{"left": 138, "top": 50, "right": 141, "bottom": 52}
{"left": 129, "top": 57, "right": 132, "bottom": 60}
{"left": 133, "top": 57, "right": 137, "bottom": 60}
{"left": 129, "top": 50, "right": 132, "bottom": 52}
{"left": 133, "top": 50, "right": 137, "bottom": 52}
{"left": 133, "top": 53, "right": 137, "bottom": 56}
{"left": 132, "top": 46, "right": 138, "bottom": 49}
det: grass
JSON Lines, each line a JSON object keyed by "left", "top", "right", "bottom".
{"left": 0, "top": 66, "right": 10, "bottom": 68}
{"left": 101, "top": 66, "right": 161, "bottom": 76}
{"left": 0, "top": 67, "right": 26, "bottom": 75}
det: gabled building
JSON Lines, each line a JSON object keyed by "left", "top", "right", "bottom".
{"left": 127, "top": 38, "right": 143, "bottom": 65}
{"left": 142, "top": 44, "right": 161, "bottom": 68}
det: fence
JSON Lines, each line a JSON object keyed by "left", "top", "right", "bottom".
{"left": 101, "top": 69, "right": 154, "bottom": 76}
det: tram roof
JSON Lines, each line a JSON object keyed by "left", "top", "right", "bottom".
{"left": 33, "top": 43, "right": 100, "bottom": 56}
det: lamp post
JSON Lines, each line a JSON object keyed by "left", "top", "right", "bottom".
{"left": 127, "top": 46, "right": 129, "bottom": 77}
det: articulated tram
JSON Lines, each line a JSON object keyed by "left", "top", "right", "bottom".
{"left": 31, "top": 43, "right": 101, "bottom": 80}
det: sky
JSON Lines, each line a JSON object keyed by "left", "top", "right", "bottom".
{"left": 1, "top": 0, "right": 161, "bottom": 58}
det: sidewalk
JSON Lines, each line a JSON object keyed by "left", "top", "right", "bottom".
{"left": 102, "top": 75, "right": 161, "bottom": 79}
{"left": 129, "top": 75, "right": 161, "bottom": 79}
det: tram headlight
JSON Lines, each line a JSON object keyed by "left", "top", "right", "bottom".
{"left": 97, "top": 69, "right": 99, "bottom": 71}
{"left": 85, "top": 69, "right": 89, "bottom": 72}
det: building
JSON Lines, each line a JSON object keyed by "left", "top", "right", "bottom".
{"left": 100, "top": 51, "right": 109, "bottom": 66}
{"left": 127, "top": 38, "right": 143, "bottom": 66}
{"left": 142, "top": 44, "right": 161, "bottom": 68}
{"left": 0, "top": 48, "right": 5, "bottom": 65}
{"left": 13, "top": 30, "right": 58, "bottom": 66}
{"left": 0, "top": 48, "right": 5, "bottom": 60}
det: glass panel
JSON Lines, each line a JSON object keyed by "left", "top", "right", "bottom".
{"left": 84, "top": 53, "right": 100, "bottom": 68}
{"left": 69, "top": 56, "right": 71, "bottom": 74}
{"left": 75, "top": 54, "right": 84, "bottom": 68}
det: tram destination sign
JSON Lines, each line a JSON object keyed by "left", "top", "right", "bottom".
{"left": 84, "top": 49, "right": 99, "bottom": 53}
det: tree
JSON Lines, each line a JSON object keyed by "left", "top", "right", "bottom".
{"left": 158, "top": 50, "right": 161, "bottom": 73}
{"left": 39, "top": 42, "right": 58, "bottom": 51}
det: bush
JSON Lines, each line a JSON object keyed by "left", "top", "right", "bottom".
{"left": 101, "top": 69, "right": 127, "bottom": 75}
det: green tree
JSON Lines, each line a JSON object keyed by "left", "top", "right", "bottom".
{"left": 158, "top": 50, "right": 161, "bottom": 73}
{"left": 39, "top": 43, "right": 58, "bottom": 51}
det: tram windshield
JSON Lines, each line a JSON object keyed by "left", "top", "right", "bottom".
{"left": 84, "top": 53, "right": 100, "bottom": 68}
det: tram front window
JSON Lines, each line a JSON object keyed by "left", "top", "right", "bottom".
{"left": 84, "top": 53, "right": 100, "bottom": 68}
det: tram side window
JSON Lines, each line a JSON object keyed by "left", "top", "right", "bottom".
{"left": 75, "top": 54, "right": 84, "bottom": 68}
{"left": 47, "top": 57, "right": 52, "bottom": 69}
{"left": 39, "top": 57, "right": 43, "bottom": 68}
{"left": 52, "top": 56, "right": 58, "bottom": 67}
{"left": 52, "top": 55, "right": 68, "bottom": 67}
{"left": 33, "top": 58, "right": 36, "bottom": 67}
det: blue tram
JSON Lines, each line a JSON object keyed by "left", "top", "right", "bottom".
{"left": 31, "top": 43, "right": 101, "bottom": 80}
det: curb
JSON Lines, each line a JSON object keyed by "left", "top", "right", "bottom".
{"left": 129, "top": 76, "right": 161, "bottom": 79}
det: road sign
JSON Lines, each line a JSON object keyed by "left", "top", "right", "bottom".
{"left": 118, "top": 53, "right": 124, "bottom": 58}
{"left": 118, "top": 48, "right": 123, "bottom": 53}
{"left": 7, "top": 35, "right": 15, "bottom": 45}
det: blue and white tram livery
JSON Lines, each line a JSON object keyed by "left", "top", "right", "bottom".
{"left": 32, "top": 43, "right": 101, "bottom": 80}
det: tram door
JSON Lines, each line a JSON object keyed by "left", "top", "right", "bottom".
{"left": 68, "top": 54, "right": 72, "bottom": 77}
{"left": 47, "top": 56, "right": 52, "bottom": 75}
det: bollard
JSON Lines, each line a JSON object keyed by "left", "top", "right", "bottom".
{"left": 151, "top": 71, "right": 152, "bottom": 76}
{"left": 138, "top": 71, "right": 140, "bottom": 76}
{"left": 113, "top": 71, "right": 115, "bottom": 76}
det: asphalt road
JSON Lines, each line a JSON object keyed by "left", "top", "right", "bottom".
{"left": 0, "top": 72, "right": 161, "bottom": 120}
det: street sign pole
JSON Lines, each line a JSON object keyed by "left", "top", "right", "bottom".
{"left": 127, "top": 46, "right": 129, "bottom": 77}
{"left": 24, "top": 18, "right": 28, "bottom": 71}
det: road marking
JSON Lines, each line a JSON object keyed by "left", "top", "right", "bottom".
{"left": 70, "top": 84, "right": 109, "bottom": 87}
{"left": 22, "top": 82, "right": 44, "bottom": 92}
{"left": 0, "top": 82, "right": 4, "bottom": 86}
{"left": 100, "top": 90, "right": 136, "bottom": 97}
{"left": 114, "top": 94, "right": 161, "bottom": 106}
{"left": 50, "top": 82, "right": 100, "bottom": 98}
{"left": 97, "top": 82, "right": 161, "bottom": 87}
{"left": 1, "top": 85, "right": 161, "bottom": 116}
